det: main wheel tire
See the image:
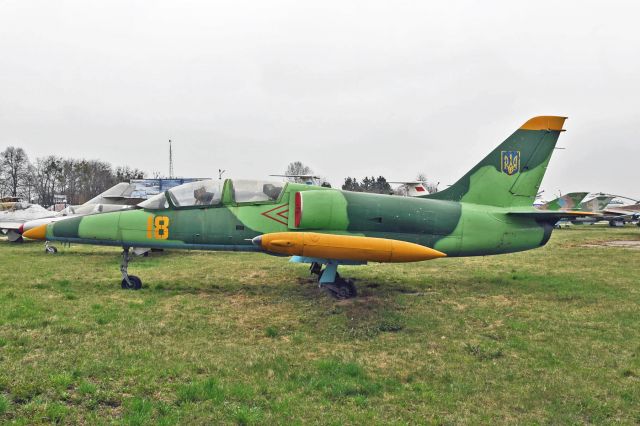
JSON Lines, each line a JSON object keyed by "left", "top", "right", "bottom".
{"left": 121, "top": 275, "right": 142, "bottom": 290}
{"left": 45, "top": 246, "right": 58, "bottom": 254}
{"left": 333, "top": 275, "right": 357, "bottom": 299}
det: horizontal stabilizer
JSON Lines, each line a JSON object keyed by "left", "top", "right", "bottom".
{"left": 508, "top": 210, "right": 598, "bottom": 220}
{"left": 602, "top": 207, "right": 640, "bottom": 216}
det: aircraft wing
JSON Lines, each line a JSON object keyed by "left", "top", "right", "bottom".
{"left": 0, "top": 221, "right": 24, "bottom": 232}
{"left": 269, "top": 174, "right": 321, "bottom": 179}
{"left": 601, "top": 207, "right": 640, "bottom": 215}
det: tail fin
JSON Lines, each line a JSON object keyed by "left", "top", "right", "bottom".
{"left": 538, "top": 192, "right": 589, "bottom": 211}
{"left": 581, "top": 195, "right": 615, "bottom": 212}
{"left": 425, "top": 116, "right": 567, "bottom": 208}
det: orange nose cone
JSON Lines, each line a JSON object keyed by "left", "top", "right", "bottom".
{"left": 23, "top": 224, "right": 47, "bottom": 240}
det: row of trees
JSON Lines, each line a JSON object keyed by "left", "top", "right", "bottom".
{"left": 0, "top": 146, "right": 144, "bottom": 206}
{"left": 2, "top": 154, "right": 437, "bottom": 206}
{"left": 285, "top": 161, "right": 437, "bottom": 195}
{"left": 342, "top": 176, "right": 392, "bottom": 194}
{"left": 343, "top": 175, "right": 438, "bottom": 194}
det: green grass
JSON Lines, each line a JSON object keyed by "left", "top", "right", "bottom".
{"left": 0, "top": 226, "right": 639, "bottom": 423}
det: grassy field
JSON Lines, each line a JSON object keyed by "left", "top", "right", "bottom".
{"left": 0, "top": 226, "right": 639, "bottom": 424}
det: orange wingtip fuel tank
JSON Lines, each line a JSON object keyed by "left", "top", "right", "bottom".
{"left": 23, "top": 224, "right": 47, "bottom": 240}
{"left": 252, "top": 232, "right": 447, "bottom": 263}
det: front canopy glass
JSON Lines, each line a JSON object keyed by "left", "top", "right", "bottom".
{"left": 138, "top": 192, "right": 169, "bottom": 210}
{"left": 139, "top": 180, "right": 222, "bottom": 209}
{"left": 167, "top": 180, "right": 222, "bottom": 207}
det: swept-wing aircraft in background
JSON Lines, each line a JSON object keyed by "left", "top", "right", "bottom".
{"left": 0, "top": 201, "right": 57, "bottom": 242}
{"left": 563, "top": 194, "right": 640, "bottom": 226}
{"left": 2, "top": 182, "right": 147, "bottom": 244}
{"left": 592, "top": 195, "right": 640, "bottom": 226}
{"left": 538, "top": 192, "right": 639, "bottom": 227}
{"left": 269, "top": 174, "right": 323, "bottom": 185}
{"left": 389, "top": 181, "right": 435, "bottom": 197}
{"left": 25, "top": 116, "right": 595, "bottom": 298}
{"left": 537, "top": 192, "right": 589, "bottom": 212}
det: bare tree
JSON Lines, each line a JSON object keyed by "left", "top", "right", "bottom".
{"left": 33, "top": 156, "right": 64, "bottom": 206}
{"left": 285, "top": 161, "right": 313, "bottom": 178}
{"left": 1, "top": 146, "right": 30, "bottom": 197}
{"left": 1, "top": 145, "right": 147, "bottom": 206}
{"left": 115, "top": 166, "right": 145, "bottom": 182}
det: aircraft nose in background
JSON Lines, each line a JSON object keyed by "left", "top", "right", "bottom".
{"left": 23, "top": 224, "right": 47, "bottom": 240}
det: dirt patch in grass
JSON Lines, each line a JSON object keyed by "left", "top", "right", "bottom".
{"left": 582, "top": 240, "right": 640, "bottom": 250}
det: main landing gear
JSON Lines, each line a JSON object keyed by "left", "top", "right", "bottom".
{"left": 310, "top": 261, "right": 357, "bottom": 299}
{"left": 120, "top": 248, "right": 142, "bottom": 290}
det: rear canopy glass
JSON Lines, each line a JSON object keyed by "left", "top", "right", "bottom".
{"left": 232, "top": 180, "right": 284, "bottom": 203}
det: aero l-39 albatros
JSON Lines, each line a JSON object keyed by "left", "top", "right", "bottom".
{"left": 25, "top": 116, "right": 593, "bottom": 298}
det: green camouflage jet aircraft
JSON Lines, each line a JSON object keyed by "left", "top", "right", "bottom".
{"left": 569, "top": 194, "right": 640, "bottom": 226}
{"left": 538, "top": 192, "right": 639, "bottom": 226}
{"left": 537, "top": 192, "right": 589, "bottom": 211}
{"left": 25, "top": 116, "right": 593, "bottom": 298}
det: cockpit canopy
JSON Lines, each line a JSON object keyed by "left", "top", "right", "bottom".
{"left": 231, "top": 179, "right": 284, "bottom": 203}
{"left": 168, "top": 180, "right": 222, "bottom": 207}
{"left": 138, "top": 179, "right": 285, "bottom": 210}
{"left": 138, "top": 192, "right": 169, "bottom": 210}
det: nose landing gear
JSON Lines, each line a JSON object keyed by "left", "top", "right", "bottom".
{"left": 120, "top": 248, "right": 142, "bottom": 290}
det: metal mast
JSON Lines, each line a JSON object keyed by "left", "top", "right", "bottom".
{"left": 169, "top": 139, "right": 174, "bottom": 178}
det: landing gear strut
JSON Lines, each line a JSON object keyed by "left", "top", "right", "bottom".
{"left": 44, "top": 241, "right": 58, "bottom": 254}
{"left": 310, "top": 261, "right": 357, "bottom": 299}
{"left": 120, "top": 248, "right": 142, "bottom": 290}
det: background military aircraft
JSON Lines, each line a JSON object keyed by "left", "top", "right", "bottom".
{"left": 389, "top": 181, "right": 435, "bottom": 197}
{"left": 593, "top": 195, "right": 640, "bottom": 226}
{"left": 536, "top": 192, "right": 589, "bottom": 212}
{"left": 538, "top": 192, "right": 640, "bottom": 227}
{"left": 566, "top": 193, "right": 640, "bottom": 226}
{"left": 269, "top": 174, "right": 324, "bottom": 186}
{"left": 25, "top": 116, "right": 595, "bottom": 298}
{"left": 0, "top": 201, "right": 56, "bottom": 242}
{"left": 2, "top": 182, "right": 147, "bottom": 244}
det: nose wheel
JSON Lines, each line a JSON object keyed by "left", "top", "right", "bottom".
{"left": 45, "top": 241, "right": 58, "bottom": 254}
{"left": 121, "top": 275, "right": 142, "bottom": 290}
{"left": 120, "top": 248, "right": 142, "bottom": 290}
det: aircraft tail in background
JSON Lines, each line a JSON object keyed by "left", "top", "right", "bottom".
{"left": 538, "top": 192, "right": 589, "bottom": 211}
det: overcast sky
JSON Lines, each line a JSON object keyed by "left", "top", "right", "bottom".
{"left": 1, "top": 0, "right": 639, "bottom": 199}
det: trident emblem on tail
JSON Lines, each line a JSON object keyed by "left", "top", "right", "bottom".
{"left": 501, "top": 151, "right": 521, "bottom": 175}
